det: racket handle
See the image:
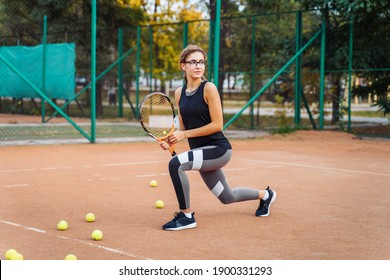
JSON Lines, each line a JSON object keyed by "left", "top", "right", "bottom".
{"left": 168, "top": 145, "right": 176, "bottom": 157}
{"left": 155, "top": 137, "right": 176, "bottom": 157}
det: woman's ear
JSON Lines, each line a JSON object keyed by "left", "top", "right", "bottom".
{"left": 180, "top": 63, "right": 186, "bottom": 72}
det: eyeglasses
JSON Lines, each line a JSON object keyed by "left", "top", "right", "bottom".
{"left": 184, "top": 60, "right": 206, "bottom": 67}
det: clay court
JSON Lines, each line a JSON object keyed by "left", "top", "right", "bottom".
{"left": 1, "top": 130, "right": 389, "bottom": 260}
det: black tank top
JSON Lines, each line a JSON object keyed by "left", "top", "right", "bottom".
{"left": 179, "top": 81, "right": 231, "bottom": 150}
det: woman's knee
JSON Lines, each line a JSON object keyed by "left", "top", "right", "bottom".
{"left": 168, "top": 157, "right": 181, "bottom": 173}
{"left": 217, "top": 192, "right": 235, "bottom": 204}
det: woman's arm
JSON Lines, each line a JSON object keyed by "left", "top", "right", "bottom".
{"left": 174, "top": 87, "right": 186, "bottom": 131}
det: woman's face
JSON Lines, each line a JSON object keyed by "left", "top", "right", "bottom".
{"left": 181, "top": 51, "right": 206, "bottom": 80}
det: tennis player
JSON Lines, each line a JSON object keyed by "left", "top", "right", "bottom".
{"left": 159, "top": 44, "right": 276, "bottom": 231}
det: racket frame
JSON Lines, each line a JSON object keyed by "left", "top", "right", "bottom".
{"left": 139, "top": 92, "right": 177, "bottom": 156}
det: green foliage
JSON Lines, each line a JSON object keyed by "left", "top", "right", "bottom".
{"left": 137, "top": 0, "right": 208, "bottom": 89}
{"left": 1, "top": 0, "right": 390, "bottom": 122}
{"left": 272, "top": 126, "right": 297, "bottom": 134}
{"left": 274, "top": 94, "right": 291, "bottom": 128}
{"left": 301, "top": 0, "right": 390, "bottom": 118}
{"left": 374, "top": 97, "right": 390, "bottom": 116}
{"left": 0, "top": 98, "right": 40, "bottom": 116}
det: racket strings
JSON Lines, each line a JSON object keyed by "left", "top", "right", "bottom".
{"left": 140, "top": 94, "right": 174, "bottom": 139}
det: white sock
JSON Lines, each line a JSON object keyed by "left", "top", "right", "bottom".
{"left": 262, "top": 190, "right": 269, "bottom": 200}
{"left": 184, "top": 212, "right": 192, "bottom": 219}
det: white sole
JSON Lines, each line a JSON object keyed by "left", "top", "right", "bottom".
{"left": 163, "top": 222, "right": 197, "bottom": 231}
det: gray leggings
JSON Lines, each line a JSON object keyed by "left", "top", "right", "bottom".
{"left": 168, "top": 145, "right": 259, "bottom": 210}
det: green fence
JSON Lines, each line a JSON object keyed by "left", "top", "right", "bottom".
{"left": 0, "top": 2, "right": 389, "bottom": 145}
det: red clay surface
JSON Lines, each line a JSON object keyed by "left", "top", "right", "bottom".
{"left": 1, "top": 131, "right": 389, "bottom": 260}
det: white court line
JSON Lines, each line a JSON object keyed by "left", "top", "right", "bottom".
{"left": 264, "top": 165, "right": 284, "bottom": 168}
{"left": 1, "top": 184, "right": 29, "bottom": 188}
{"left": 2, "top": 168, "right": 37, "bottom": 173}
{"left": 40, "top": 166, "right": 73, "bottom": 170}
{"left": 242, "top": 158, "right": 390, "bottom": 177}
{"left": 136, "top": 173, "right": 169, "bottom": 178}
{"left": 86, "top": 176, "right": 129, "bottom": 181}
{"left": 1, "top": 160, "right": 166, "bottom": 173}
{"left": 224, "top": 167, "right": 255, "bottom": 171}
{"left": 99, "top": 161, "right": 165, "bottom": 167}
{"left": 0, "top": 219, "right": 151, "bottom": 260}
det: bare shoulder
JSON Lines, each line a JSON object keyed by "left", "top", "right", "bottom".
{"left": 174, "top": 87, "right": 183, "bottom": 104}
{"left": 174, "top": 87, "right": 182, "bottom": 97}
{"left": 203, "top": 81, "right": 220, "bottom": 103}
{"left": 204, "top": 82, "right": 219, "bottom": 97}
{"left": 204, "top": 81, "right": 217, "bottom": 92}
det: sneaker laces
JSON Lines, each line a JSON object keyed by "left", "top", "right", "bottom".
{"left": 171, "top": 211, "right": 182, "bottom": 222}
{"left": 172, "top": 211, "right": 194, "bottom": 221}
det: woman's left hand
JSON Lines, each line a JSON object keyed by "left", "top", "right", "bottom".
{"left": 168, "top": 131, "right": 186, "bottom": 144}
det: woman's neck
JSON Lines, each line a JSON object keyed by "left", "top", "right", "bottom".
{"left": 186, "top": 79, "right": 202, "bottom": 92}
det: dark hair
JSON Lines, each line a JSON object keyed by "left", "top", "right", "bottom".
{"left": 180, "top": 44, "right": 207, "bottom": 84}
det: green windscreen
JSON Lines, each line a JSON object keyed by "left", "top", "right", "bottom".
{"left": 0, "top": 43, "right": 76, "bottom": 99}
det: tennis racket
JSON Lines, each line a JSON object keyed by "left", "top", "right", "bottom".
{"left": 139, "top": 92, "right": 177, "bottom": 156}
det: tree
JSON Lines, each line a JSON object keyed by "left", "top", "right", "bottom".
{"left": 207, "top": 0, "right": 243, "bottom": 103}
{"left": 129, "top": 0, "right": 208, "bottom": 92}
{"left": 302, "top": 0, "right": 390, "bottom": 120}
{"left": 225, "top": 0, "right": 302, "bottom": 128}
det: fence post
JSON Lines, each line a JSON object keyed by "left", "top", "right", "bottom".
{"left": 41, "top": 15, "right": 47, "bottom": 123}
{"left": 347, "top": 16, "right": 354, "bottom": 132}
{"left": 135, "top": 26, "right": 141, "bottom": 118}
{"left": 213, "top": 0, "right": 221, "bottom": 87}
{"left": 118, "top": 28, "right": 123, "bottom": 118}
{"left": 183, "top": 22, "right": 188, "bottom": 48}
{"left": 208, "top": 20, "right": 214, "bottom": 81}
{"left": 90, "top": 0, "right": 97, "bottom": 142}
{"left": 319, "top": 18, "right": 326, "bottom": 130}
{"left": 149, "top": 25, "right": 153, "bottom": 93}
{"left": 294, "top": 11, "right": 302, "bottom": 128}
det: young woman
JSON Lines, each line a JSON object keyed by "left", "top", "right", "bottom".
{"left": 159, "top": 44, "right": 276, "bottom": 231}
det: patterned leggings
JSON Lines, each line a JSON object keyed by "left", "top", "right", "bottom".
{"left": 168, "top": 145, "right": 260, "bottom": 210}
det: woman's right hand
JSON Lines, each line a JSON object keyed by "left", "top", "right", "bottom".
{"left": 159, "top": 139, "right": 171, "bottom": 151}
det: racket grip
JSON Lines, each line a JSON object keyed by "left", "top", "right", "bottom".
{"left": 168, "top": 145, "right": 176, "bottom": 157}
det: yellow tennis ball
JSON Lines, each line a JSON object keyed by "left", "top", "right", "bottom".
{"left": 155, "top": 200, "right": 164, "bottom": 209}
{"left": 150, "top": 179, "right": 158, "bottom": 187}
{"left": 85, "top": 213, "right": 95, "bottom": 222}
{"left": 163, "top": 130, "right": 167, "bottom": 135}
{"left": 5, "top": 249, "right": 18, "bottom": 260}
{"left": 65, "top": 254, "right": 77, "bottom": 260}
{"left": 11, "top": 253, "right": 23, "bottom": 260}
{"left": 92, "top": 229, "right": 103, "bottom": 241}
{"left": 57, "top": 220, "right": 68, "bottom": 231}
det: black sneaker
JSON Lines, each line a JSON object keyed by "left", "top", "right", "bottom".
{"left": 162, "top": 212, "right": 197, "bottom": 231}
{"left": 256, "top": 187, "right": 276, "bottom": 217}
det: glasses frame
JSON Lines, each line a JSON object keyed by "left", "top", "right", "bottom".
{"left": 184, "top": 60, "right": 207, "bottom": 67}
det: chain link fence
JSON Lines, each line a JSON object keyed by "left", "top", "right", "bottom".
{"left": 1, "top": 2, "right": 388, "bottom": 145}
